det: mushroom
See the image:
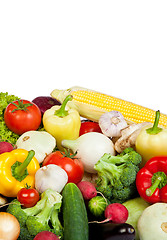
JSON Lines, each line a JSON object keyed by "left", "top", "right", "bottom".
{"left": 114, "top": 122, "right": 150, "bottom": 153}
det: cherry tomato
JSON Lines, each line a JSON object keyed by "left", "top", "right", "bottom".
{"left": 79, "top": 120, "right": 102, "bottom": 136}
{"left": 17, "top": 187, "right": 40, "bottom": 208}
{"left": 4, "top": 99, "right": 41, "bottom": 135}
{"left": 43, "top": 151, "right": 84, "bottom": 184}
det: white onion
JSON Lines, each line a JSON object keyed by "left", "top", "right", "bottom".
{"left": 62, "top": 132, "right": 115, "bottom": 173}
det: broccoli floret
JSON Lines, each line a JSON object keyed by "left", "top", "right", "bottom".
{"left": 7, "top": 189, "right": 49, "bottom": 224}
{"left": 119, "top": 147, "right": 142, "bottom": 166}
{"left": 120, "top": 162, "right": 139, "bottom": 187}
{"left": 7, "top": 199, "right": 29, "bottom": 226}
{"left": 26, "top": 198, "right": 53, "bottom": 236}
{"left": 18, "top": 225, "right": 33, "bottom": 240}
{"left": 94, "top": 147, "right": 141, "bottom": 203}
{"left": 7, "top": 198, "right": 38, "bottom": 240}
{"left": 110, "top": 183, "right": 137, "bottom": 203}
{"left": 26, "top": 189, "right": 63, "bottom": 238}
{"left": 50, "top": 202, "right": 64, "bottom": 238}
{"left": 7, "top": 189, "right": 63, "bottom": 240}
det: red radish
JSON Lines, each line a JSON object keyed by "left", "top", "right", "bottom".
{"left": 77, "top": 181, "right": 97, "bottom": 200}
{"left": 104, "top": 203, "right": 128, "bottom": 224}
{"left": 33, "top": 231, "right": 60, "bottom": 240}
{"left": 0, "top": 141, "right": 14, "bottom": 154}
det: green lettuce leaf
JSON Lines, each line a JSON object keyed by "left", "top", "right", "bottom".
{"left": 0, "top": 92, "right": 20, "bottom": 145}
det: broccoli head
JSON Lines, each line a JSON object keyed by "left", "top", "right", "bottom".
{"left": 18, "top": 225, "right": 33, "bottom": 240}
{"left": 26, "top": 190, "right": 63, "bottom": 238}
{"left": 7, "top": 189, "right": 63, "bottom": 240}
{"left": 119, "top": 147, "right": 142, "bottom": 166}
{"left": 94, "top": 147, "right": 141, "bottom": 203}
{"left": 7, "top": 199, "right": 29, "bottom": 226}
{"left": 26, "top": 199, "right": 53, "bottom": 236}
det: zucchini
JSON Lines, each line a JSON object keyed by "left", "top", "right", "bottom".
{"left": 62, "top": 183, "right": 89, "bottom": 240}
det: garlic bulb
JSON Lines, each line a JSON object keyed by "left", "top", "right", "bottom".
{"left": 35, "top": 164, "right": 68, "bottom": 193}
{"left": 99, "top": 111, "right": 128, "bottom": 138}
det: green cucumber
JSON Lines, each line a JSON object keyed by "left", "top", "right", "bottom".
{"left": 62, "top": 183, "right": 89, "bottom": 240}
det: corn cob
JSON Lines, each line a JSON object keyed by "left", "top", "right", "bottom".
{"left": 51, "top": 86, "right": 167, "bottom": 128}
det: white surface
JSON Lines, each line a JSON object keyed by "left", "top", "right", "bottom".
{"left": 0, "top": 1, "right": 167, "bottom": 114}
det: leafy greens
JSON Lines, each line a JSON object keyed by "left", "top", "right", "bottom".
{"left": 0, "top": 92, "right": 20, "bottom": 144}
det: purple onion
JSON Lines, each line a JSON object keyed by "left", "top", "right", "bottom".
{"left": 32, "top": 96, "right": 61, "bottom": 115}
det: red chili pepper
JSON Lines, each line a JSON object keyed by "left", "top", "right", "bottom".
{"left": 136, "top": 156, "right": 167, "bottom": 203}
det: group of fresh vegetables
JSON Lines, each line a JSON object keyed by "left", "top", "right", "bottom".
{"left": 0, "top": 91, "right": 167, "bottom": 240}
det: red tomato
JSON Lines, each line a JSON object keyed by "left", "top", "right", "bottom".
{"left": 79, "top": 120, "right": 102, "bottom": 136}
{"left": 4, "top": 99, "right": 41, "bottom": 135}
{"left": 43, "top": 151, "right": 84, "bottom": 184}
{"left": 17, "top": 187, "right": 40, "bottom": 208}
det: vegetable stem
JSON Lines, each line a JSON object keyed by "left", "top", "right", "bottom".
{"left": 11, "top": 150, "right": 35, "bottom": 182}
{"left": 11, "top": 100, "right": 33, "bottom": 112}
{"left": 146, "top": 110, "right": 162, "bottom": 135}
{"left": 54, "top": 95, "right": 72, "bottom": 117}
{"left": 146, "top": 177, "right": 161, "bottom": 196}
{"left": 146, "top": 171, "right": 167, "bottom": 196}
{"left": 16, "top": 150, "right": 35, "bottom": 176}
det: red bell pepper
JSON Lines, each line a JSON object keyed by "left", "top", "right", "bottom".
{"left": 136, "top": 156, "right": 167, "bottom": 203}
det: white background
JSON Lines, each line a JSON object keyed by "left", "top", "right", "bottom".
{"left": 0, "top": 1, "right": 167, "bottom": 114}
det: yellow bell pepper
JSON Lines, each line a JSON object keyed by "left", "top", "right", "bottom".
{"left": 43, "top": 95, "right": 81, "bottom": 150}
{"left": 0, "top": 149, "right": 40, "bottom": 197}
{"left": 136, "top": 110, "right": 167, "bottom": 167}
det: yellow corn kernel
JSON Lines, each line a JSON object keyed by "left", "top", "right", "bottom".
{"left": 51, "top": 86, "right": 167, "bottom": 128}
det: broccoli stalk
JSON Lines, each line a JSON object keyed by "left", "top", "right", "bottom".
{"left": 50, "top": 203, "right": 64, "bottom": 237}
{"left": 7, "top": 189, "right": 63, "bottom": 240}
{"left": 26, "top": 198, "right": 54, "bottom": 236}
{"left": 94, "top": 147, "right": 142, "bottom": 203}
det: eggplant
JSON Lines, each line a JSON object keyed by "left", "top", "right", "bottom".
{"left": 32, "top": 96, "right": 61, "bottom": 115}
{"left": 89, "top": 222, "right": 135, "bottom": 240}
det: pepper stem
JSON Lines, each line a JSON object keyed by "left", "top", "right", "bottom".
{"left": 11, "top": 150, "right": 35, "bottom": 182}
{"left": 54, "top": 95, "right": 73, "bottom": 117}
{"left": 146, "top": 110, "right": 162, "bottom": 134}
{"left": 146, "top": 177, "right": 162, "bottom": 196}
{"left": 146, "top": 171, "right": 167, "bottom": 196}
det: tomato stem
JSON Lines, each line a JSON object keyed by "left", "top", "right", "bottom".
{"left": 24, "top": 183, "right": 31, "bottom": 189}
{"left": 61, "top": 148, "right": 77, "bottom": 159}
{"left": 11, "top": 100, "right": 33, "bottom": 112}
